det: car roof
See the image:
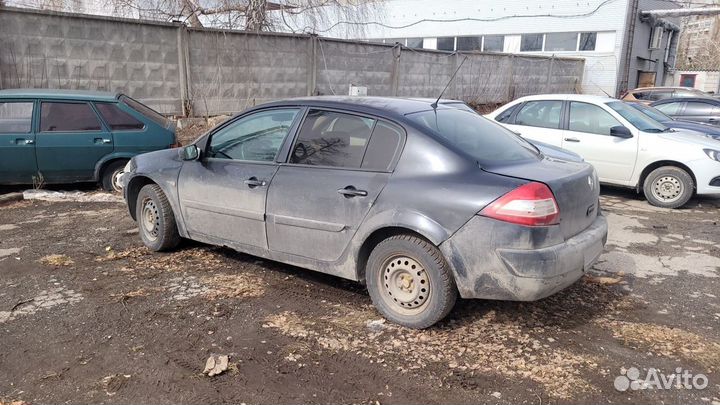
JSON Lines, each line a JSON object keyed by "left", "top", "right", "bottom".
{"left": 631, "top": 86, "right": 701, "bottom": 92}
{"left": 0, "top": 88, "right": 120, "bottom": 102}
{"left": 512, "top": 94, "right": 617, "bottom": 103}
{"left": 255, "top": 96, "right": 464, "bottom": 118}
{"left": 652, "top": 97, "right": 720, "bottom": 104}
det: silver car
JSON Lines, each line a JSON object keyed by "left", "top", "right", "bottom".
{"left": 122, "top": 97, "right": 607, "bottom": 329}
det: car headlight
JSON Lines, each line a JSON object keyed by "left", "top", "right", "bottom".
{"left": 704, "top": 149, "right": 720, "bottom": 162}
{"left": 123, "top": 159, "right": 136, "bottom": 173}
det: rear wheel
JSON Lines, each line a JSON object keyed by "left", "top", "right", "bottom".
{"left": 643, "top": 166, "right": 694, "bottom": 208}
{"left": 366, "top": 234, "right": 457, "bottom": 329}
{"left": 101, "top": 160, "right": 128, "bottom": 193}
{"left": 136, "top": 184, "right": 181, "bottom": 251}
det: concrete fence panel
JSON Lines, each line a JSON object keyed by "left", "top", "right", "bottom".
{"left": 0, "top": 7, "right": 585, "bottom": 117}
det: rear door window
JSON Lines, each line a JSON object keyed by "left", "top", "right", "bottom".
{"left": 0, "top": 102, "right": 33, "bottom": 133}
{"left": 290, "top": 109, "right": 375, "bottom": 168}
{"left": 95, "top": 103, "right": 145, "bottom": 130}
{"left": 568, "top": 102, "right": 622, "bottom": 135}
{"left": 514, "top": 100, "right": 563, "bottom": 129}
{"left": 683, "top": 101, "right": 717, "bottom": 116}
{"left": 361, "top": 121, "right": 404, "bottom": 171}
{"left": 40, "top": 102, "right": 102, "bottom": 132}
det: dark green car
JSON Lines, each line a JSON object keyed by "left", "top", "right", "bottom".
{"left": 0, "top": 89, "right": 177, "bottom": 192}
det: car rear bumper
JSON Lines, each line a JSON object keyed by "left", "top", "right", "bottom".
{"left": 439, "top": 214, "right": 608, "bottom": 301}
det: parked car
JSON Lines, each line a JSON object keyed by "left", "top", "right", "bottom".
{"left": 122, "top": 96, "right": 607, "bottom": 329}
{"left": 486, "top": 94, "right": 720, "bottom": 208}
{"left": 622, "top": 86, "right": 709, "bottom": 105}
{"left": 628, "top": 102, "right": 720, "bottom": 140}
{"left": 650, "top": 97, "right": 720, "bottom": 127}
{"left": 0, "top": 89, "right": 177, "bottom": 192}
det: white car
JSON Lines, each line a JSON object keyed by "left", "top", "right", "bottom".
{"left": 487, "top": 94, "right": 720, "bottom": 208}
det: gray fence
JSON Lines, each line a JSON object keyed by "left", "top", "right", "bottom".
{"left": 0, "top": 7, "right": 585, "bottom": 117}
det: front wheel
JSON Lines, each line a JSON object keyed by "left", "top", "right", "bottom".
{"left": 643, "top": 166, "right": 694, "bottom": 209}
{"left": 136, "top": 184, "right": 181, "bottom": 251}
{"left": 366, "top": 234, "right": 457, "bottom": 329}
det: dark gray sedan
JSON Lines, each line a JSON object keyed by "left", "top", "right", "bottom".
{"left": 651, "top": 97, "right": 720, "bottom": 127}
{"left": 122, "top": 97, "right": 607, "bottom": 329}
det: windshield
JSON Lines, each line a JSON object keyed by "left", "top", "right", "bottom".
{"left": 629, "top": 103, "right": 672, "bottom": 123}
{"left": 606, "top": 101, "right": 668, "bottom": 133}
{"left": 407, "top": 108, "right": 539, "bottom": 163}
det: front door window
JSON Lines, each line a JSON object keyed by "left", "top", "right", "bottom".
{"left": 209, "top": 109, "right": 300, "bottom": 162}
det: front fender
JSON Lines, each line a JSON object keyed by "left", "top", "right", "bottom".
{"left": 123, "top": 149, "right": 187, "bottom": 238}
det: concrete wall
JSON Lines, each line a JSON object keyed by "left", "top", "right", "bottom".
{"left": 0, "top": 7, "right": 183, "bottom": 114}
{"left": 0, "top": 7, "right": 585, "bottom": 117}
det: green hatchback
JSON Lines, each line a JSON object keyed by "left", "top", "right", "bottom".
{"left": 0, "top": 89, "right": 177, "bottom": 192}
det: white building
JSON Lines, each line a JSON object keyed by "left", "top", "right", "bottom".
{"left": 302, "top": 0, "right": 682, "bottom": 97}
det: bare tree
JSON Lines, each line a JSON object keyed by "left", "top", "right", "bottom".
{"left": 102, "top": 0, "right": 384, "bottom": 35}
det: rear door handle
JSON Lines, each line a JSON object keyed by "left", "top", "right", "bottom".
{"left": 244, "top": 177, "right": 267, "bottom": 188}
{"left": 564, "top": 137, "right": 580, "bottom": 143}
{"left": 94, "top": 138, "right": 112, "bottom": 144}
{"left": 337, "top": 186, "right": 368, "bottom": 197}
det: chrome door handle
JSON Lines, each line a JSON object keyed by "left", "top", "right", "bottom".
{"left": 244, "top": 177, "right": 267, "bottom": 188}
{"left": 337, "top": 186, "right": 368, "bottom": 197}
{"left": 14, "top": 138, "right": 34, "bottom": 145}
{"left": 24, "top": 139, "right": 34, "bottom": 145}
{"left": 564, "top": 137, "right": 580, "bottom": 143}
{"left": 94, "top": 138, "right": 112, "bottom": 144}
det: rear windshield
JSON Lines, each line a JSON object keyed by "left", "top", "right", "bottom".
{"left": 119, "top": 95, "right": 169, "bottom": 128}
{"left": 607, "top": 101, "right": 668, "bottom": 133}
{"left": 407, "top": 108, "right": 539, "bottom": 163}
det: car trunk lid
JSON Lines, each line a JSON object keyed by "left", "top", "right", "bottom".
{"left": 483, "top": 157, "right": 599, "bottom": 240}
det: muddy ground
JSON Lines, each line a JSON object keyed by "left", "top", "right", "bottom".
{"left": 0, "top": 187, "right": 719, "bottom": 404}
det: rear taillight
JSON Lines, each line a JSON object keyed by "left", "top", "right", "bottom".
{"left": 480, "top": 182, "right": 560, "bottom": 226}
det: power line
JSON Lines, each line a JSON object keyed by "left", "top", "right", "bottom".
{"left": 295, "top": 0, "right": 624, "bottom": 33}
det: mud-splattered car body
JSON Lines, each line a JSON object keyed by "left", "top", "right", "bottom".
{"left": 122, "top": 97, "right": 607, "bottom": 309}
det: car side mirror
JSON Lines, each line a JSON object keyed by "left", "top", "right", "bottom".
{"left": 610, "top": 126, "right": 633, "bottom": 139}
{"left": 181, "top": 144, "right": 200, "bottom": 161}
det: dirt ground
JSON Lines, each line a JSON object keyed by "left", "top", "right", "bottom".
{"left": 0, "top": 186, "right": 719, "bottom": 405}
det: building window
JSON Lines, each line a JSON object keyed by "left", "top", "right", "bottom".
{"left": 437, "top": 37, "right": 455, "bottom": 51}
{"left": 406, "top": 38, "right": 424, "bottom": 48}
{"left": 483, "top": 35, "right": 504, "bottom": 52}
{"left": 384, "top": 38, "right": 405, "bottom": 45}
{"left": 650, "top": 26, "right": 663, "bottom": 49}
{"left": 457, "top": 36, "right": 482, "bottom": 51}
{"left": 520, "top": 34, "right": 543, "bottom": 51}
{"left": 544, "top": 32, "right": 578, "bottom": 51}
{"left": 579, "top": 32, "right": 597, "bottom": 51}
{"left": 680, "top": 74, "right": 697, "bottom": 88}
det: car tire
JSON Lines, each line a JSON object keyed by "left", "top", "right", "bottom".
{"left": 101, "top": 160, "right": 128, "bottom": 193}
{"left": 643, "top": 166, "right": 694, "bottom": 209}
{"left": 136, "top": 184, "right": 181, "bottom": 251}
{"left": 366, "top": 234, "right": 457, "bottom": 329}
